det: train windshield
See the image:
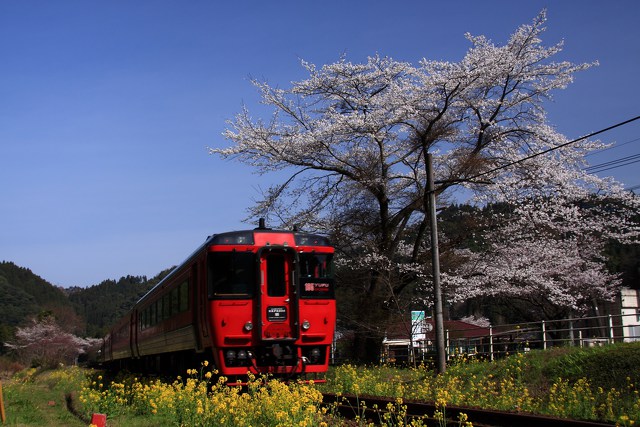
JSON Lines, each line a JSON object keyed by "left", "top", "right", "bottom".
{"left": 208, "top": 251, "right": 255, "bottom": 298}
{"left": 299, "top": 253, "right": 334, "bottom": 298}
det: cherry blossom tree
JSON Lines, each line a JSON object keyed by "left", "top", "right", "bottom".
{"left": 442, "top": 125, "right": 639, "bottom": 319}
{"left": 210, "top": 11, "right": 638, "bottom": 360}
{"left": 442, "top": 200, "right": 626, "bottom": 320}
{"left": 5, "top": 317, "right": 100, "bottom": 368}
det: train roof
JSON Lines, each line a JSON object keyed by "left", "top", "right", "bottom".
{"left": 134, "top": 227, "right": 331, "bottom": 307}
{"left": 210, "top": 228, "right": 332, "bottom": 247}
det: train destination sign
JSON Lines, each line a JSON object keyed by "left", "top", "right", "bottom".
{"left": 304, "top": 282, "right": 331, "bottom": 292}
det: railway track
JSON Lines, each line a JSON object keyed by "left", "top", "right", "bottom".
{"left": 322, "top": 392, "right": 616, "bottom": 427}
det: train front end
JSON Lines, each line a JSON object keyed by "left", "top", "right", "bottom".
{"left": 206, "top": 227, "right": 335, "bottom": 381}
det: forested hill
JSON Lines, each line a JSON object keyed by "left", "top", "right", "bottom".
{"left": 67, "top": 269, "right": 171, "bottom": 337}
{"left": 0, "top": 261, "right": 173, "bottom": 341}
{"left": 0, "top": 261, "right": 72, "bottom": 327}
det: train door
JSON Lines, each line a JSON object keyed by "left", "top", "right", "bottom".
{"left": 193, "top": 260, "right": 208, "bottom": 352}
{"left": 259, "top": 248, "right": 298, "bottom": 341}
{"left": 130, "top": 311, "right": 139, "bottom": 358}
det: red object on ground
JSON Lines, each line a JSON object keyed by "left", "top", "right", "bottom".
{"left": 90, "top": 413, "right": 106, "bottom": 427}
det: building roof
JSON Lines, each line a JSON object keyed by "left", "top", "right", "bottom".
{"left": 384, "top": 318, "right": 490, "bottom": 341}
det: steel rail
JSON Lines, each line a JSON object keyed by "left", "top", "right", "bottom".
{"left": 322, "top": 392, "right": 615, "bottom": 427}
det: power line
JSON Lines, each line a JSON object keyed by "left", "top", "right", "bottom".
{"left": 586, "top": 153, "right": 640, "bottom": 173}
{"left": 440, "top": 115, "right": 640, "bottom": 185}
{"left": 583, "top": 136, "right": 640, "bottom": 192}
{"left": 585, "top": 136, "right": 640, "bottom": 157}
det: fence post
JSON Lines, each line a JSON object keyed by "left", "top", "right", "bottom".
{"left": 542, "top": 320, "right": 547, "bottom": 350}
{"left": 609, "top": 314, "right": 615, "bottom": 344}
{"left": 1, "top": 379, "right": 6, "bottom": 424}
{"left": 446, "top": 330, "right": 450, "bottom": 360}
{"left": 568, "top": 313, "right": 575, "bottom": 346}
{"left": 489, "top": 325, "right": 494, "bottom": 361}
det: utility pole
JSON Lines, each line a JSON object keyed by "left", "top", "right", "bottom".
{"left": 427, "top": 153, "right": 446, "bottom": 373}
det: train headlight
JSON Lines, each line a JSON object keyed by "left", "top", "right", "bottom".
{"left": 237, "top": 350, "right": 248, "bottom": 360}
{"left": 226, "top": 350, "right": 237, "bottom": 361}
{"left": 310, "top": 347, "right": 321, "bottom": 363}
{"left": 301, "top": 320, "right": 311, "bottom": 331}
{"left": 244, "top": 321, "right": 254, "bottom": 332}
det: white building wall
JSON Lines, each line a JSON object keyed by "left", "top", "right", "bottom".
{"left": 620, "top": 288, "right": 640, "bottom": 342}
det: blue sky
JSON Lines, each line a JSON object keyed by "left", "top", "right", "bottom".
{"left": 1, "top": 1, "right": 638, "bottom": 287}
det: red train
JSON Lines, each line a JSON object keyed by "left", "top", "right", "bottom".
{"left": 100, "top": 221, "right": 336, "bottom": 382}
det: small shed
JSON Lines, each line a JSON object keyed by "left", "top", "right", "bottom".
{"left": 382, "top": 317, "right": 490, "bottom": 364}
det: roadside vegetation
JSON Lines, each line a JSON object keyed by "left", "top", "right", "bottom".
{"left": 1, "top": 343, "right": 639, "bottom": 426}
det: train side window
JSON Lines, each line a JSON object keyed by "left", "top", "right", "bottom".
{"left": 163, "top": 294, "right": 171, "bottom": 319}
{"left": 180, "top": 281, "right": 189, "bottom": 312}
{"left": 171, "top": 287, "right": 180, "bottom": 314}
{"left": 150, "top": 302, "right": 156, "bottom": 326}
{"left": 208, "top": 252, "right": 255, "bottom": 298}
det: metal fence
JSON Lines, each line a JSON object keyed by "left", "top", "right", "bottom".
{"left": 438, "top": 313, "right": 640, "bottom": 361}
{"left": 382, "top": 313, "right": 640, "bottom": 364}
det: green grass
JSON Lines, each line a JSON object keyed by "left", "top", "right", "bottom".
{"left": 540, "top": 343, "right": 640, "bottom": 389}
{"left": 2, "top": 369, "right": 85, "bottom": 426}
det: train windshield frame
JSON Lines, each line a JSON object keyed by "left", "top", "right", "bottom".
{"left": 298, "top": 252, "right": 335, "bottom": 299}
{"left": 208, "top": 251, "right": 256, "bottom": 299}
